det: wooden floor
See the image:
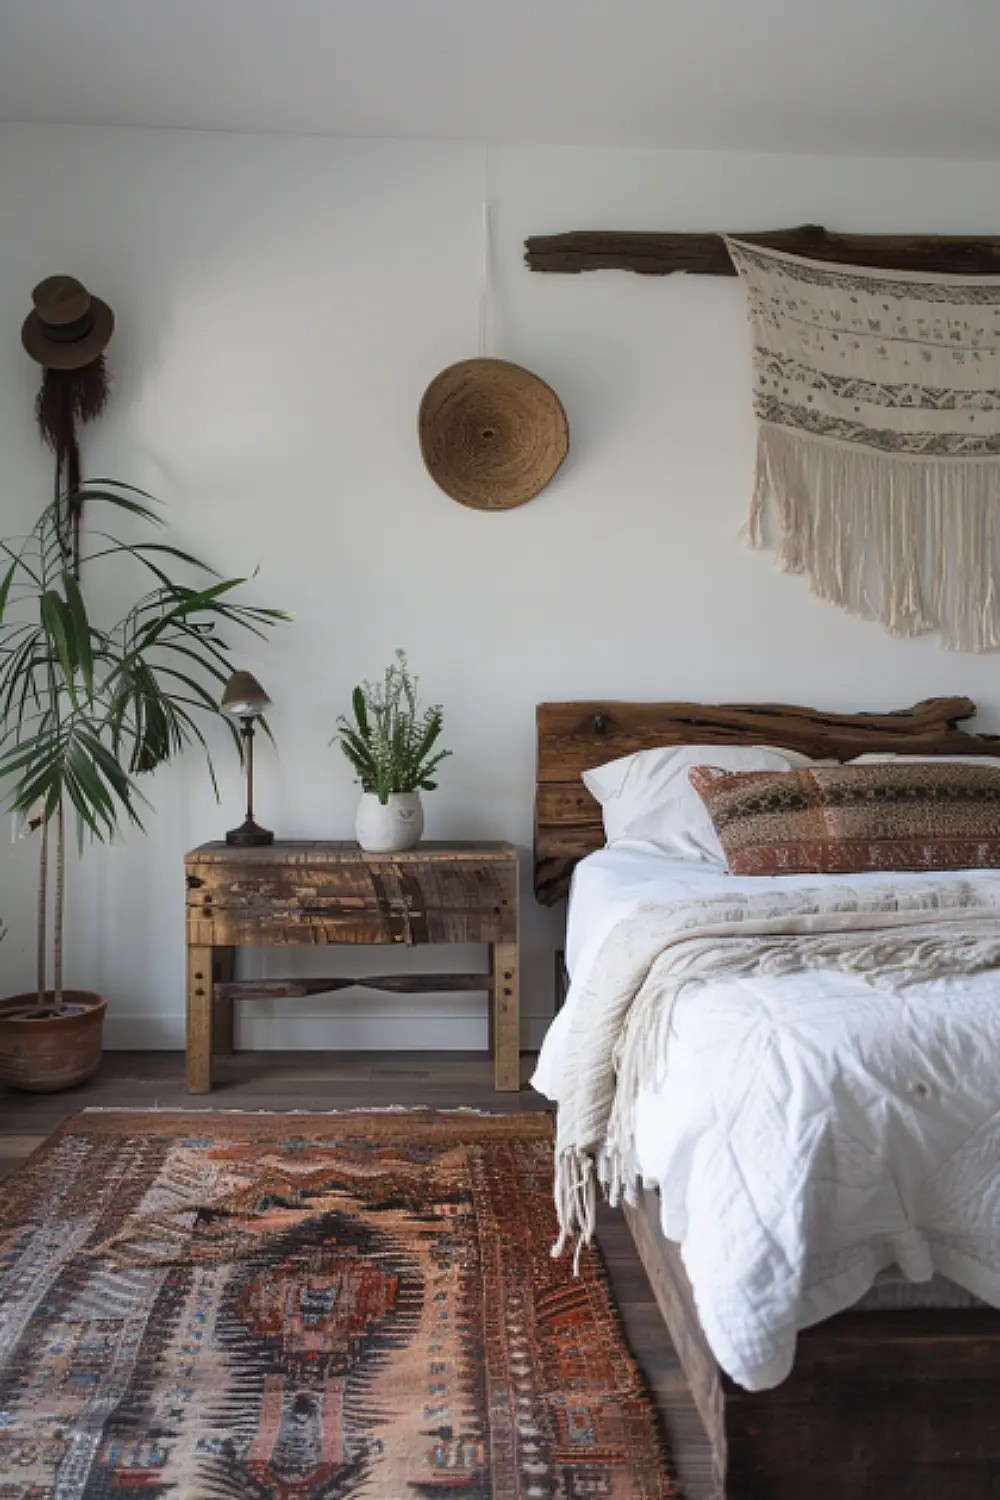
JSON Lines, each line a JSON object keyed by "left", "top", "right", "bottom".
{"left": 0, "top": 1049, "right": 713, "bottom": 1499}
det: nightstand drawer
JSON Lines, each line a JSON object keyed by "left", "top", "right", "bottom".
{"left": 186, "top": 851, "right": 517, "bottom": 947}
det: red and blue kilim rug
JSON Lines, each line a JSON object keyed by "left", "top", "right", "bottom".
{"left": 0, "top": 1109, "right": 675, "bottom": 1497}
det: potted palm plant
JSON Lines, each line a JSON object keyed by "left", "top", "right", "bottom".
{"left": 336, "top": 649, "right": 450, "bottom": 852}
{"left": 0, "top": 481, "right": 286, "bottom": 1091}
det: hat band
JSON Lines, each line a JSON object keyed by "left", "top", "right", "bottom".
{"left": 41, "top": 310, "right": 95, "bottom": 344}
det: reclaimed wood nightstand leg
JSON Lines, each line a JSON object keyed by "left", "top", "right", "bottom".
{"left": 212, "top": 947, "right": 236, "bottom": 1055}
{"left": 490, "top": 940, "right": 520, "bottom": 1091}
{"left": 186, "top": 944, "right": 214, "bottom": 1093}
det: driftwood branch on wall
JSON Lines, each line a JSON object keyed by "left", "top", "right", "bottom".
{"left": 524, "top": 225, "right": 1000, "bottom": 277}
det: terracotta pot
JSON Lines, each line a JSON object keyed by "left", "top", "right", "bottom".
{"left": 0, "top": 990, "right": 106, "bottom": 1093}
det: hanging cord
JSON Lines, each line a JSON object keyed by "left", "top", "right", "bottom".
{"left": 478, "top": 201, "right": 494, "bottom": 358}
{"left": 477, "top": 144, "right": 495, "bottom": 359}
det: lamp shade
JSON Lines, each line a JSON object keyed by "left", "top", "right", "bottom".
{"left": 221, "top": 670, "right": 271, "bottom": 718}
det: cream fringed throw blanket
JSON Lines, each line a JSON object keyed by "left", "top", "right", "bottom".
{"left": 553, "top": 878, "right": 1000, "bottom": 1267}
{"left": 725, "top": 237, "right": 1000, "bottom": 651}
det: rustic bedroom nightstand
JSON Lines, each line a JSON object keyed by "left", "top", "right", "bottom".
{"left": 184, "top": 840, "right": 520, "bottom": 1094}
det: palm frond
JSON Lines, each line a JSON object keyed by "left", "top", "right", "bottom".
{"left": 0, "top": 479, "right": 287, "bottom": 997}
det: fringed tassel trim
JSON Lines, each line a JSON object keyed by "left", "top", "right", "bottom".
{"left": 749, "top": 422, "right": 1000, "bottom": 652}
{"left": 552, "top": 1149, "right": 597, "bottom": 1275}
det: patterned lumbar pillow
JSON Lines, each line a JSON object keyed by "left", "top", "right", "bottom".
{"left": 688, "top": 761, "right": 1000, "bottom": 876}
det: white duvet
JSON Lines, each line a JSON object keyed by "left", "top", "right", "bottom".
{"left": 532, "top": 843, "right": 1000, "bottom": 1390}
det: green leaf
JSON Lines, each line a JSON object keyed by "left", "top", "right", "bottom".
{"left": 146, "top": 635, "right": 233, "bottom": 686}
{"left": 352, "top": 685, "right": 369, "bottom": 738}
{"left": 411, "top": 708, "right": 444, "bottom": 773}
{"left": 40, "top": 590, "right": 78, "bottom": 706}
{"left": 0, "top": 631, "right": 46, "bottom": 725}
{"left": 419, "top": 748, "right": 452, "bottom": 781}
{"left": 0, "top": 557, "right": 19, "bottom": 623}
{"left": 61, "top": 572, "right": 94, "bottom": 699}
{"left": 84, "top": 537, "right": 220, "bottom": 580}
{"left": 0, "top": 539, "right": 41, "bottom": 588}
{"left": 79, "top": 479, "right": 157, "bottom": 500}
{"left": 71, "top": 485, "right": 161, "bottom": 523}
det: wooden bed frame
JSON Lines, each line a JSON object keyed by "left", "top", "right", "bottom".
{"left": 535, "top": 697, "right": 1000, "bottom": 1500}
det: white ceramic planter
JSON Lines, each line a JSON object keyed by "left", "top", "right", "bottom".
{"left": 355, "top": 791, "right": 424, "bottom": 853}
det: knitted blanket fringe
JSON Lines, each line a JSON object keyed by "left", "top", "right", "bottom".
{"left": 749, "top": 422, "right": 1000, "bottom": 653}
{"left": 552, "top": 878, "right": 1000, "bottom": 1270}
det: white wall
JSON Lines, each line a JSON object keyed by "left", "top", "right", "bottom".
{"left": 2, "top": 122, "right": 1000, "bottom": 1052}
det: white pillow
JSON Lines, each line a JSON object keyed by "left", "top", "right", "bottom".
{"left": 582, "top": 743, "right": 820, "bottom": 865}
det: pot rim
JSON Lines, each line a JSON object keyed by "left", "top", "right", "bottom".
{"left": 0, "top": 990, "right": 107, "bottom": 1023}
{"left": 358, "top": 790, "right": 423, "bottom": 800}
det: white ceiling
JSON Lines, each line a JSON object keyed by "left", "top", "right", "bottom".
{"left": 2, "top": 0, "right": 1000, "bottom": 158}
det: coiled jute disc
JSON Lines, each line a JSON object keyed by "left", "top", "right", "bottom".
{"left": 418, "top": 358, "right": 568, "bottom": 510}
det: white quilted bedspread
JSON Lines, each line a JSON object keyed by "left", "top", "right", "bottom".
{"left": 533, "top": 847, "right": 1000, "bottom": 1390}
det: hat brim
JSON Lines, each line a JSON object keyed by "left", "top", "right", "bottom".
{"left": 419, "top": 358, "right": 569, "bottom": 511}
{"left": 21, "top": 297, "right": 114, "bottom": 370}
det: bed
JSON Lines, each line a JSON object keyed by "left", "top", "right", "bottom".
{"left": 533, "top": 697, "right": 1000, "bottom": 1500}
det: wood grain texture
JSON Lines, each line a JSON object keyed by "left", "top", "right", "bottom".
{"left": 625, "top": 1195, "right": 728, "bottom": 1497}
{"left": 187, "top": 841, "right": 518, "bottom": 948}
{"left": 185, "top": 841, "right": 521, "bottom": 1093}
{"left": 534, "top": 697, "right": 995, "bottom": 903}
{"left": 626, "top": 1190, "right": 1000, "bottom": 1500}
{"left": 490, "top": 940, "right": 520, "bottom": 1091}
{"left": 525, "top": 225, "right": 1000, "bottom": 277}
{"left": 215, "top": 974, "right": 497, "bottom": 1001}
{"left": 726, "top": 1313, "right": 1000, "bottom": 1500}
{"left": 189, "top": 841, "right": 516, "bottom": 863}
{"left": 185, "top": 944, "right": 213, "bottom": 1093}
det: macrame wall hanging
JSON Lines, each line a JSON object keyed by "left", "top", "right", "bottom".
{"left": 724, "top": 238, "right": 1000, "bottom": 653}
{"left": 21, "top": 275, "right": 115, "bottom": 574}
{"left": 525, "top": 223, "right": 1000, "bottom": 653}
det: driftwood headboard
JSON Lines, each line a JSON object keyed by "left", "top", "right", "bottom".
{"left": 534, "top": 696, "right": 997, "bottom": 904}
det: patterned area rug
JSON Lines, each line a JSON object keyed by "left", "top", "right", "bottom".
{"left": 0, "top": 1109, "right": 674, "bottom": 1498}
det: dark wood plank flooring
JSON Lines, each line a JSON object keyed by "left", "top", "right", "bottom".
{"left": 0, "top": 1051, "right": 713, "bottom": 1499}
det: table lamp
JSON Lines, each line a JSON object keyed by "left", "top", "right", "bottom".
{"left": 221, "top": 670, "right": 273, "bottom": 846}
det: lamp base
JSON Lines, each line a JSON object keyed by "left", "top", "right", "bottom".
{"left": 225, "top": 818, "right": 274, "bottom": 847}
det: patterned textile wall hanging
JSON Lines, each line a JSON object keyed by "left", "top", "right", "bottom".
{"left": 726, "top": 236, "right": 1000, "bottom": 651}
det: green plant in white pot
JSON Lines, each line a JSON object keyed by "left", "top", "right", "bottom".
{"left": 336, "top": 650, "right": 450, "bottom": 852}
{"left": 0, "top": 481, "right": 287, "bottom": 1091}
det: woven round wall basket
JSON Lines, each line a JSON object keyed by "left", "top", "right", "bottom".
{"left": 418, "top": 357, "right": 568, "bottom": 511}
